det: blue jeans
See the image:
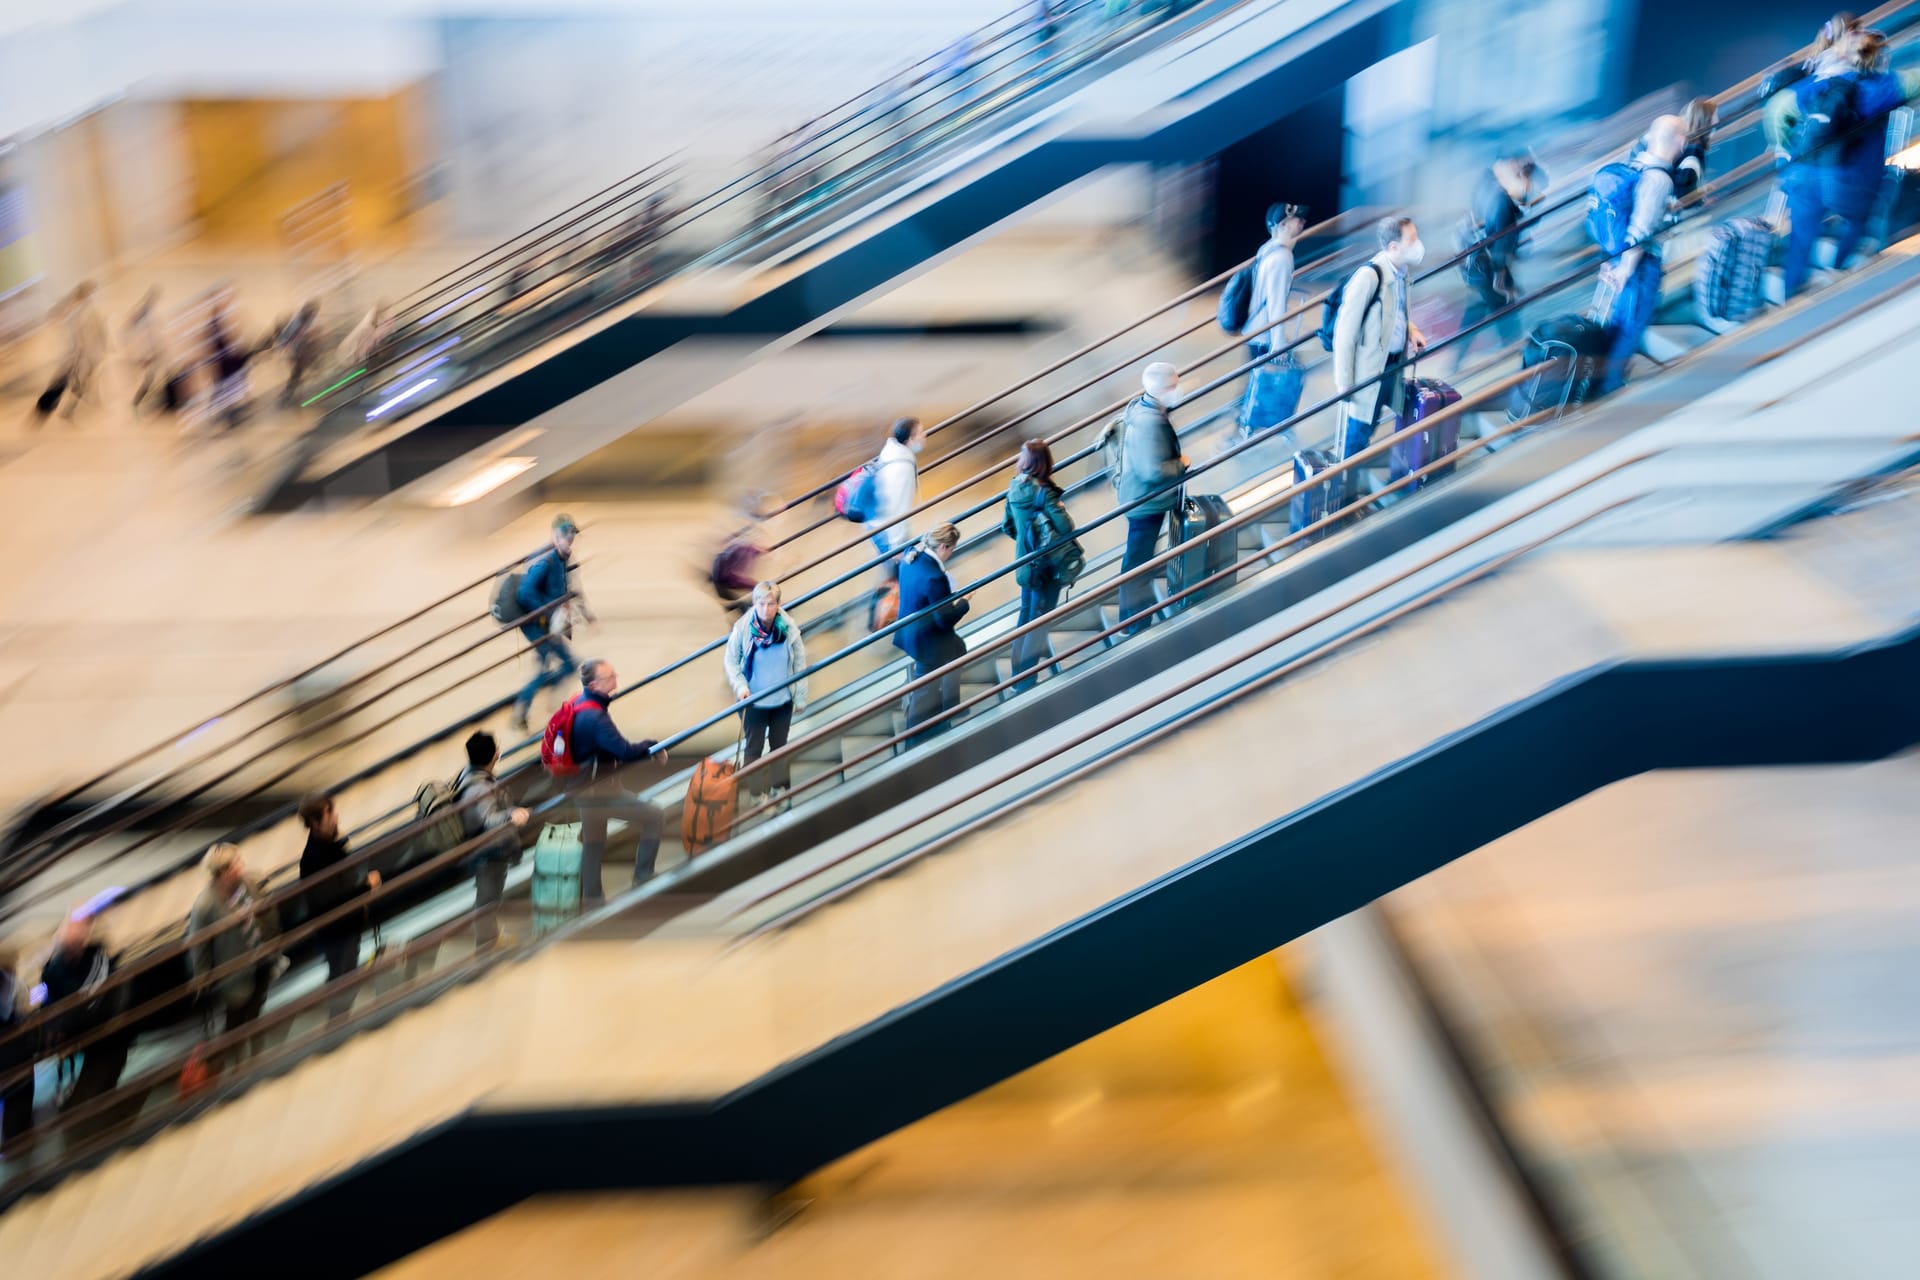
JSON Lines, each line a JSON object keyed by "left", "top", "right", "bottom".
{"left": 1012, "top": 579, "right": 1063, "bottom": 692}
{"left": 1599, "top": 257, "right": 1661, "bottom": 396}
{"left": 1120, "top": 511, "right": 1168, "bottom": 636}
{"left": 1784, "top": 174, "right": 1876, "bottom": 298}
{"left": 514, "top": 626, "right": 576, "bottom": 721}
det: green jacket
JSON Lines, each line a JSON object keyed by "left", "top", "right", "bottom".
{"left": 1003, "top": 474, "right": 1077, "bottom": 588}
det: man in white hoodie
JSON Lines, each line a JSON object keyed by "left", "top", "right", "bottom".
{"left": 866, "top": 416, "right": 925, "bottom": 560}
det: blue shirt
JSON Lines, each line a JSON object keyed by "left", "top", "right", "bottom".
{"left": 745, "top": 638, "right": 792, "bottom": 709}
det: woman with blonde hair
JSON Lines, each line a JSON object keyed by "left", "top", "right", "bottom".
{"left": 722, "top": 580, "right": 809, "bottom": 800}
{"left": 894, "top": 522, "right": 969, "bottom": 747}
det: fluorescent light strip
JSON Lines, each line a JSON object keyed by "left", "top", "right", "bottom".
{"left": 365, "top": 377, "right": 439, "bottom": 421}
{"left": 437, "top": 456, "right": 537, "bottom": 507}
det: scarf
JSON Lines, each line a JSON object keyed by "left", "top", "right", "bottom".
{"left": 742, "top": 611, "right": 789, "bottom": 683}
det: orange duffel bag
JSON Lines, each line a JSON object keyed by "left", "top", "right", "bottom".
{"left": 681, "top": 742, "right": 742, "bottom": 855}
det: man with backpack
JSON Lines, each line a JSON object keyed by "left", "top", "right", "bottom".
{"left": 510, "top": 514, "right": 594, "bottom": 734}
{"left": 1236, "top": 203, "right": 1309, "bottom": 439}
{"left": 1330, "top": 216, "right": 1428, "bottom": 467}
{"left": 1767, "top": 28, "right": 1920, "bottom": 297}
{"left": 546, "top": 659, "right": 666, "bottom": 905}
{"left": 1590, "top": 115, "right": 1688, "bottom": 395}
{"left": 1453, "top": 150, "right": 1542, "bottom": 372}
{"left": 458, "top": 731, "right": 530, "bottom": 948}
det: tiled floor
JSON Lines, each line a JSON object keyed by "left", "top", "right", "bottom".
{"left": 1390, "top": 753, "right": 1920, "bottom": 1280}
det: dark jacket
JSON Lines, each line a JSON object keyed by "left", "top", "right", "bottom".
{"left": 1114, "top": 394, "right": 1184, "bottom": 516}
{"left": 1003, "top": 474, "right": 1075, "bottom": 588}
{"left": 1468, "top": 167, "right": 1524, "bottom": 280}
{"left": 894, "top": 547, "right": 969, "bottom": 667}
{"left": 298, "top": 831, "right": 370, "bottom": 943}
{"left": 571, "top": 691, "right": 659, "bottom": 780}
{"left": 40, "top": 941, "right": 117, "bottom": 1041}
{"left": 515, "top": 547, "right": 571, "bottom": 624}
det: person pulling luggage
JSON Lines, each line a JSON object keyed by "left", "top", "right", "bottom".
{"left": 1589, "top": 115, "right": 1688, "bottom": 394}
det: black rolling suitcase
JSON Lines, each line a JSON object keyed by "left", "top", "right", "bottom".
{"left": 1508, "top": 315, "right": 1609, "bottom": 421}
{"left": 1164, "top": 493, "right": 1236, "bottom": 611}
{"left": 1289, "top": 449, "right": 1349, "bottom": 545}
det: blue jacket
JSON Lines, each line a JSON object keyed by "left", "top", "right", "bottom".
{"left": 893, "top": 547, "right": 969, "bottom": 667}
{"left": 1772, "top": 70, "right": 1917, "bottom": 196}
{"left": 570, "top": 691, "right": 657, "bottom": 774}
{"left": 516, "top": 548, "right": 571, "bottom": 619}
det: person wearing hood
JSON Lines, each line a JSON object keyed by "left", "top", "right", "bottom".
{"left": 723, "top": 581, "right": 809, "bottom": 801}
{"left": 1001, "top": 440, "right": 1080, "bottom": 692}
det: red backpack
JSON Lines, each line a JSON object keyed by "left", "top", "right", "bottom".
{"left": 541, "top": 694, "right": 595, "bottom": 777}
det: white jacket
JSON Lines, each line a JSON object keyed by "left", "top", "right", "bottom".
{"left": 1244, "top": 240, "right": 1298, "bottom": 345}
{"left": 1332, "top": 250, "right": 1414, "bottom": 424}
{"left": 865, "top": 437, "right": 919, "bottom": 551}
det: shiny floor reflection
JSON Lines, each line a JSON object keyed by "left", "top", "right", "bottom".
{"left": 380, "top": 957, "right": 1439, "bottom": 1279}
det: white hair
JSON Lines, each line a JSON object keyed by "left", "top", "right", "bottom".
{"left": 204, "top": 843, "right": 242, "bottom": 878}
{"left": 751, "top": 580, "right": 780, "bottom": 605}
{"left": 1142, "top": 362, "right": 1180, "bottom": 397}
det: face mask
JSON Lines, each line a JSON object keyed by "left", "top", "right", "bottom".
{"left": 1396, "top": 239, "right": 1426, "bottom": 269}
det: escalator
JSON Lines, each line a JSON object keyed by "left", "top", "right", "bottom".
{"left": 5, "top": 343, "right": 1918, "bottom": 1280}
{"left": 5, "top": 14, "right": 1918, "bottom": 1197}
{"left": 7, "top": 16, "right": 1920, "bottom": 1270}
{"left": 262, "top": 0, "right": 1408, "bottom": 510}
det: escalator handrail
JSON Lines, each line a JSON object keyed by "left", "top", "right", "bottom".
{"left": 0, "top": 83, "right": 1777, "bottom": 944}
{"left": 746, "top": 494, "right": 1649, "bottom": 936}
{"left": 7, "top": 9, "right": 1920, "bottom": 1210}
{"left": 0, "top": 546, "right": 555, "bottom": 880}
{"left": 758, "top": 88, "right": 1801, "bottom": 578}
{"left": 0, "top": 358, "right": 1585, "bottom": 1134}
{"left": 319, "top": 0, "right": 1171, "bottom": 409}
{"left": 1, "top": 19, "right": 1875, "bottom": 994}
{"left": 631, "top": 142, "right": 1774, "bottom": 771}
{"left": 372, "top": 1, "right": 1090, "bottom": 336}
{"left": 1, "top": 382, "right": 1802, "bottom": 1185}
{"left": 0, "top": 245, "right": 1555, "bottom": 1071}
{"left": 20, "top": 235, "right": 1920, "bottom": 1169}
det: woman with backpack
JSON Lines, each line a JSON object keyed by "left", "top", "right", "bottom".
{"left": 1001, "top": 440, "right": 1083, "bottom": 693}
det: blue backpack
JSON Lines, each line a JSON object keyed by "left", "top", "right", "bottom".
{"left": 1585, "top": 161, "right": 1647, "bottom": 257}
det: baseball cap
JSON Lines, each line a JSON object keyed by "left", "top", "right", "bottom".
{"left": 553, "top": 513, "right": 579, "bottom": 536}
